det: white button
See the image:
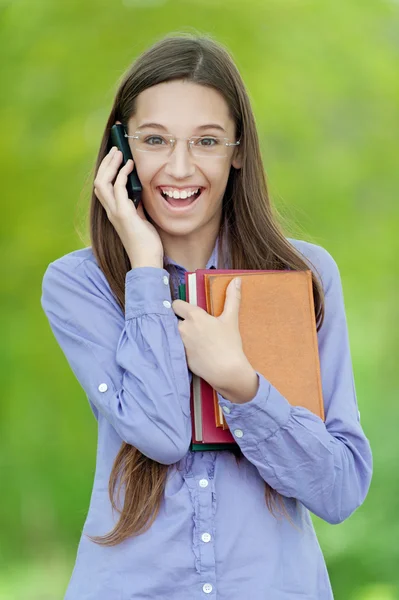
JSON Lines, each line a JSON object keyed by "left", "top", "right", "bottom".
{"left": 203, "top": 583, "right": 213, "bottom": 594}
{"left": 222, "top": 406, "right": 231, "bottom": 414}
{"left": 98, "top": 383, "right": 108, "bottom": 392}
{"left": 199, "top": 478, "right": 209, "bottom": 488}
{"left": 201, "top": 532, "right": 211, "bottom": 543}
{"left": 163, "top": 300, "right": 171, "bottom": 308}
{"left": 163, "top": 275, "right": 169, "bottom": 285}
{"left": 234, "top": 429, "right": 243, "bottom": 438}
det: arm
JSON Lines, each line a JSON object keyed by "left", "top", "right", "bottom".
{"left": 41, "top": 255, "right": 191, "bottom": 465}
{"left": 216, "top": 245, "right": 373, "bottom": 524}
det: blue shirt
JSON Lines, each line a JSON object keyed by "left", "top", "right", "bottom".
{"left": 40, "top": 237, "right": 372, "bottom": 600}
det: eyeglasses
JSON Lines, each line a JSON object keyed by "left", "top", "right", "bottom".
{"left": 124, "top": 130, "right": 240, "bottom": 159}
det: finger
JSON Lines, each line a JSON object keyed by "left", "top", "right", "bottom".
{"left": 113, "top": 159, "right": 135, "bottom": 208}
{"left": 94, "top": 149, "right": 122, "bottom": 210}
{"left": 94, "top": 149, "right": 121, "bottom": 204}
{"left": 95, "top": 146, "right": 118, "bottom": 180}
{"left": 96, "top": 149, "right": 126, "bottom": 188}
{"left": 94, "top": 152, "right": 134, "bottom": 213}
{"left": 102, "top": 149, "right": 125, "bottom": 182}
{"left": 172, "top": 301, "right": 205, "bottom": 322}
{"left": 114, "top": 156, "right": 134, "bottom": 180}
{"left": 171, "top": 299, "right": 191, "bottom": 320}
{"left": 95, "top": 152, "right": 125, "bottom": 203}
{"left": 113, "top": 158, "right": 134, "bottom": 189}
{"left": 219, "top": 277, "right": 241, "bottom": 323}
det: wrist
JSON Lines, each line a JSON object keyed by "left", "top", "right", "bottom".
{"left": 130, "top": 264, "right": 164, "bottom": 270}
{"left": 216, "top": 361, "right": 259, "bottom": 404}
{"left": 129, "top": 257, "right": 164, "bottom": 269}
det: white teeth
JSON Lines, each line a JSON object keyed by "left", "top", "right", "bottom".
{"left": 161, "top": 188, "right": 200, "bottom": 199}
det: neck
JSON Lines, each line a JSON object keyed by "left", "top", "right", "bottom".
{"left": 159, "top": 225, "right": 220, "bottom": 272}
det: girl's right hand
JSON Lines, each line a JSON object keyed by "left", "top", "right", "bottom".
{"left": 93, "top": 146, "right": 164, "bottom": 269}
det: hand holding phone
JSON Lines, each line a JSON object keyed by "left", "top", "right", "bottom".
{"left": 94, "top": 135, "right": 164, "bottom": 269}
{"left": 109, "top": 123, "right": 142, "bottom": 209}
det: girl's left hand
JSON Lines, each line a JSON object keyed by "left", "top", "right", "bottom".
{"left": 172, "top": 277, "right": 252, "bottom": 392}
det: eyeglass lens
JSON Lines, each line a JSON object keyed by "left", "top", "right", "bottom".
{"left": 131, "top": 132, "right": 232, "bottom": 158}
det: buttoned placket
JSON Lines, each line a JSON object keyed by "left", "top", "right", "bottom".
{"left": 182, "top": 452, "right": 217, "bottom": 597}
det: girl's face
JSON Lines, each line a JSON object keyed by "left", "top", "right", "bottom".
{"left": 125, "top": 80, "right": 242, "bottom": 242}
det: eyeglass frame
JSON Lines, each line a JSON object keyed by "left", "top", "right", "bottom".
{"left": 123, "top": 129, "right": 241, "bottom": 159}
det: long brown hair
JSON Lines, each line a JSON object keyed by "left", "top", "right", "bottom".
{"left": 84, "top": 32, "right": 325, "bottom": 546}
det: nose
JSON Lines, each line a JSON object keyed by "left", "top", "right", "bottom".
{"left": 164, "top": 138, "right": 196, "bottom": 179}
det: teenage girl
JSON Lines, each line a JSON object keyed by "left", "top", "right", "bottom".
{"left": 41, "top": 33, "right": 372, "bottom": 600}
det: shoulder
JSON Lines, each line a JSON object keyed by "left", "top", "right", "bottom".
{"left": 41, "top": 246, "right": 114, "bottom": 302}
{"left": 286, "top": 237, "right": 342, "bottom": 296}
{"left": 43, "top": 246, "right": 97, "bottom": 275}
{"left": 42, "top": 246, "right": 104, "bottom": 283}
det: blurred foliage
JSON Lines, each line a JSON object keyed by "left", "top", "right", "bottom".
{"left": 1, "top": 0, "right": 398, "bottom": 598}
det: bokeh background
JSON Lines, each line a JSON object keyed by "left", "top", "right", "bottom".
{"left": 2, "top": 0, "right": 398, "bottom": 598}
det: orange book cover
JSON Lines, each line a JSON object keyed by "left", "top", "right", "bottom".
{"left": 204, "top": 270, "right": 325, "bottom": 421}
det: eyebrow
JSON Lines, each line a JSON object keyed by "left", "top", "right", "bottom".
{"left": 137, "top": 122, "right": 227, "bottom": 134}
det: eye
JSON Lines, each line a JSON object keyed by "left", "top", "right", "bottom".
{"left": 144, "top": 135, "right": 166, "bottom": 146}
{"left": 196, "top": 137, "right": 219, "bottom": 147}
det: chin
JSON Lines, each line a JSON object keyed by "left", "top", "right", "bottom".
{"left": 144, "top": 202, "right": 200, "bottom": 233}
{"left": 157, "top": 219, "right": 201, "bottom": 238}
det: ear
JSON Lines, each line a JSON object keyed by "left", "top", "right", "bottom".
{"left": 232, "top": 155, "right": 243, "bottom": 169}
{"left": 231, "top": 145, "right": 243, "bottom": 170}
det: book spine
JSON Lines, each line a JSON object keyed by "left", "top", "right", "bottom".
{"left": 306, "top": 271, "right": 325, "bottom": 421}
{"left": 178, "top": 283, "right": 186, "bottom": 301}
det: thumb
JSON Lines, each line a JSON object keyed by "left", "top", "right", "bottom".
{"left": 219, "top": 277, "right": 241, "bottom": 323}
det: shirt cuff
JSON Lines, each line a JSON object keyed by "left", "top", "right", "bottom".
{"left": 216, "top": 371, "right": 292, "bottom": 446}
{"left": 125, "top": 267, "right": 175, "bottom": 319}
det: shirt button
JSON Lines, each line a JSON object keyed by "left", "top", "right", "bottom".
{"left": 203, "top": 583, "right": 213, "bottom": 594}
{"left": 163, "top": 275, "right": 169, "bottom": 285}
{"left": 201, "top": 532, "right": 211, "bottom": 543}
{"left": 98, "top": 383, "right": 108, "bottom": 393}
{"left": 222, "top": 406, "right": 231, "bottom": 414}
{"left": 234, "top": 429, "right": 243, "bottom": 438}
{"left": 199, "top": 478, "right": 209, "bottom": 488}
{"left": 163, "top": 300, "right": 171, "bottom": 308}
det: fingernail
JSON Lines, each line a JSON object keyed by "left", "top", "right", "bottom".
{"left": 235, "top": 277, "right": 241, "bottom": 289}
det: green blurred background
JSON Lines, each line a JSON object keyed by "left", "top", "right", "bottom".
{"left": 2, "top": 0, "right": 398, "bottom": 598}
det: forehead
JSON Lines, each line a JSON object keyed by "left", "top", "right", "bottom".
{"left": 130, "top": 80, "right": 233, "bottom": 132}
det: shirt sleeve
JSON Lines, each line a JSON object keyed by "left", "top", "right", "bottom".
{"left": 216, "top": 244, "right": 373, "bottom": 524}
{"left": 41, "top": 255, "right": 191, "bottom": 465}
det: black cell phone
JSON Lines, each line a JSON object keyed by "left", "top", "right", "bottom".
{"left": 109, "top": 124, "right": 142, "bottom": 209}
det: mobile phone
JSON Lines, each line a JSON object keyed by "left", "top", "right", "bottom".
{"left": 109, "top": 124, "right": 142, "bottom": 209}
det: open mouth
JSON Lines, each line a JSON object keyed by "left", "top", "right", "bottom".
{"left": 157, "top": 187, "right": 204, "bottom": 209}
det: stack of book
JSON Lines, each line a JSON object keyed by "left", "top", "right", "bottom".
{"left": 178, "top": 269, "right": 325, "bottom": 452}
